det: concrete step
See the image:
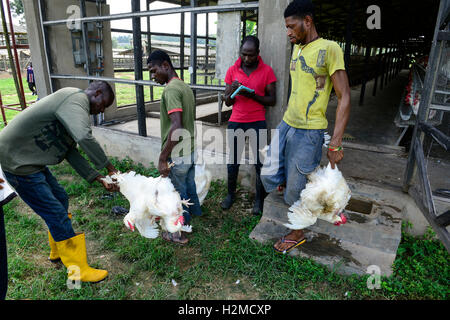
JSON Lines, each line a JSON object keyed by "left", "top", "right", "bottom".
{"left": 249, "top": 181, "right": 404, "bottom": 276}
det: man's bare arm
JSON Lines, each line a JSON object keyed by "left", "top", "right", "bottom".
{"left": 328, "top": 69, "right": 351, "bottom": 169}
{"left": 159, "top": 111, "right": 183, "bottom": 177}
{"left": 241, "top": 82, "right": 277, "bottom": 107}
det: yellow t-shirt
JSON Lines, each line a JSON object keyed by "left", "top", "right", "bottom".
{"left": 283, "top": 38, "right": 345, "bottom": 129}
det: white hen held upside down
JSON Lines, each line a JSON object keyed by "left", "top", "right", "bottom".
{"left": 103, "top": 171, "right": 193, "bottom": 239}
{"left": 284, "top": 163, "right": 351, "bottom": 230}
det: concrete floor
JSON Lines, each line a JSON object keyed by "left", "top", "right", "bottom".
{"left": 326, "top": 70, "right": 409, "bottom": 146}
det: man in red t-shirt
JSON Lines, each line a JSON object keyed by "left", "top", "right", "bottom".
{"left": 221, "top": 36, "right": 277, "bottom": 214}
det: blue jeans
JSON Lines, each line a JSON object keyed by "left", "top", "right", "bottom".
{"left": 261, "top": 120, "right": 324, "bottom": 206}
{"left": 3, "top": 167, "right": 75, "bottom": 242}
{"left": 168, "top": 152, "right": 202, "bottom": 225}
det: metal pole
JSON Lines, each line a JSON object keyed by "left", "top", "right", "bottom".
{"left": 242, "top": 9, "right": 247, "bottom": 39}
{"left": 110, "top": 28, "right": 215, "bottom": 41}
{"left": 146, "top": 0, "right": 154, "bottom": 101}
{"left": 359, "top": 45, "right": 371, "bottom": 106}
{"left": 372, "top": 48, "right": 381, "bottom": 96}
{"left": 385, "top": 46, "right": 391, "bottom": 86}
{"left": 380, "top": 47, "right": 386, "bottom": 91}
{"left": 205, "top": 2, "right": 209, "bottom": 85}
{"left": 43, "top": 2, "right": 260, "bottom": 26}
{"left": 6, "top": 0, "right": 26, "bottom": 109}
{"left": 344, "top": 0, "right": 355, "bottom": 75}
{"left": 388, "top": 46, "right": 394, "bottom": 81}
{"left": 50, "top": 73, "right": 226, "bottom": 91}
{"left": 0, "top": 0, "right": 25, "bottom": 110}
{"left": 38, "top": 0, "right": 54, "bottom": 94}
{"left": 0, "top": 91, "right": 7, "bottom": 127}
{"left": 132, "top": 0, "right": 147, "bottom": 137}
{"left": 180, "top": 0, "right": 185, "bottom": 80}
{"left": 190, "top": 0, "right": 198, "bottom": 111}
{"left": 79, "top": 0, "right": 91, "bottom": 77}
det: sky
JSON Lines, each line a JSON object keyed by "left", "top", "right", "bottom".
{"left": 106, "top": 0, "right": 217, "bottom": 36}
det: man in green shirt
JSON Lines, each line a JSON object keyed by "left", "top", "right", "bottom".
{"left": 147, "top": 50, "right": 201, "bottom": 245}
{"left": 0, "top": 81, "right": 119, "bottom": 283}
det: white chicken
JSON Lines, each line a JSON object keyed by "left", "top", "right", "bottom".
{"left": 194, "top": 163, "right": 212, "bottom": 205}
{"left": 103, "top": 171, "right": 193, "bottom": 239}
{"left": 284, "top": 163, "right": 351, "bottom": 230}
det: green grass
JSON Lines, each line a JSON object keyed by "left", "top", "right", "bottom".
{"left": 114, "top": 70, "right": 221, "bottom": 106}
{"left": 3, "top": 157, "right": 449, "bottom": 300}
{"left": 0, "top": 76, "right": 38, "bottom": 130}
{"left": 0, "top": 76, "right": 38, "bottom": 106}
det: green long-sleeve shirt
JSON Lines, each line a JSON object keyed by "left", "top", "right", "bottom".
{"left": 0, "top": 87, "right": 110, "bottom": 183}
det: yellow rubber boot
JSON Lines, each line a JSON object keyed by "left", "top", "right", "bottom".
{"left": 48, "top": 212, "right": 72, "bottom": 262}
{"left": 48, "top": 232, "right": 60, "bottom": 262}
{"left": 56, "top": 233, "right": 108, "bottom": 283}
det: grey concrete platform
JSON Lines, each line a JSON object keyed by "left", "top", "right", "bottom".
{"left": 249, "top": 180, "right": 408, "bottom": 277}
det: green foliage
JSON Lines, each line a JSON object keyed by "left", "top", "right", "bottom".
{"left": 10, "top": 0, "right": 24, "bottom": 16}
{"left": 245, "top": 20, "right": 257, "bottom": 36}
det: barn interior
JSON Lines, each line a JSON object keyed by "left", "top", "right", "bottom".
{"left": 13, "top": 0, "right": 450, "bottom": 274}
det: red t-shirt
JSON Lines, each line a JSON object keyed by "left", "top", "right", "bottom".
{"left": 225, "top": 56, "right": 277, "bottom": 123}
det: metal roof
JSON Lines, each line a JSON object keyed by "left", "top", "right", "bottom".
{"left": 156, "top": 0, "right": 441, "bottom": 50}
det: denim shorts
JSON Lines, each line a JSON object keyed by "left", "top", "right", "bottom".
{"left": 261, "top": 120, "right": 324, "bottom": 206}
{"left": 168, "top": 152, "right": 202, "bottom": 225}
{"left": 3, "top": 167, "right": 75, "bottom": 241}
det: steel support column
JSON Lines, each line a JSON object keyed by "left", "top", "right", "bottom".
{"left": 147, "top": 0, "right": 154, "bottom": 101}
{"left": 372, "top": 48, "right": 381, "bottom": 96}
{"left": 80, "top": 0, "right": 92, "bottom": 77}
{"left": 344, "top": 0, "right": 355, "bottom": 75}
{"left": 190, "top": 0, "right": 198, "bottom": 110}
{"left": 359, "top": 45, "right": 371, "bottom": 106}
{"left": 205, "top": 1, "right": 210, "bottom": 85}
{"left": 132, "top": 0, "right": 147, "bottom": 137}
{"left": 180, "top": 0, "right": 185, "bottom": 80}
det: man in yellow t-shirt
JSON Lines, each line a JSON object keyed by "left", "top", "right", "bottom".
{"left": 261, "top": 0, "right": 351, "bottom": 253}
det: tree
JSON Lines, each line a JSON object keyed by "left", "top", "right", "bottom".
{"left": 10, "top": 0, "right": 24, "bottom": 16}
{"left": 9, "top": 0, "right": 25, "bottom": 26}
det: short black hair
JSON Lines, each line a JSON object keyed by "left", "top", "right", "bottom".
{"left": 147, "top": 50, "right": 174, "bottom": 69}
{"left": 88, "top": 80, "right": 115, "bottom": 106}
{"left": 241, "top": 35, "right": 260, "bottom": 51}
{"left": 284, "top": 0, "right": 315, "bottom": 20}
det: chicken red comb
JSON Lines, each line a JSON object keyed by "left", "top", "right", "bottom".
{"left": 127, "top": 221, "right": 135, "bottom": 231}
{"left": 334, "top": 213, "right": 347, "bottom": 226}
{"left": 174, "top": 216, "right": 184, "bottom": 226}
